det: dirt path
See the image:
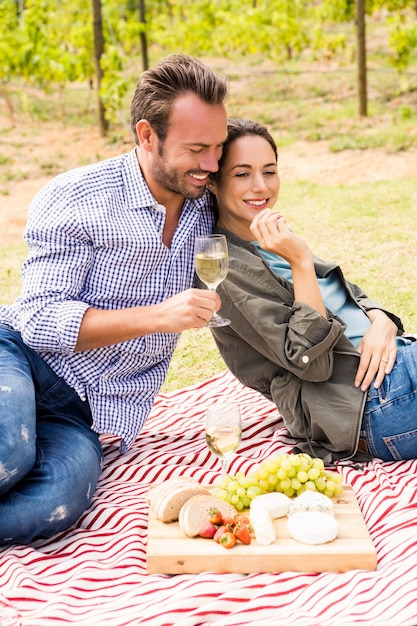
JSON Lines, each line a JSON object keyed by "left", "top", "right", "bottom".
{"left": 1, "top": 124, "right": 416, "bottom": 246}
{"left": 280, "top": 140, "right": 417, "bottom": 185}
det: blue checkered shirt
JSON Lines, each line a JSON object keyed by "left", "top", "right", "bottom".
{"left": 0, "top": 148, "right": 215, "bottom": 451}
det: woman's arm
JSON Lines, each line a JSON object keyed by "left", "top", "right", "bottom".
{"left": 250, "top": 210, "right": 400, "bottom": 392}
{"left": 250, "top": 210, "right": 327, "bottom": 318}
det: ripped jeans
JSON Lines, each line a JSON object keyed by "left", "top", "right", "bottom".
{"left": 362, "top": 340, "right": 417, "bottom": 461}
{"left": 0, "top": 326, "right": 103, "bottom": 544}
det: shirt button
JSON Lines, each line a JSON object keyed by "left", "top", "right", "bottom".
{"left": 301, "top": 355, "right": 309, "bottom": 364}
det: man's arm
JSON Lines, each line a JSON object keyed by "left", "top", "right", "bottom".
{"left": 75, "top": 289, "right": 219, "bottom": 351}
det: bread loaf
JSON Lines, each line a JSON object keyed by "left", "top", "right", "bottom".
{"left": 148, "top": 478, "right": 210, "bottom": 523}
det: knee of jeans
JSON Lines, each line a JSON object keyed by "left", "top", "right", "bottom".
{"left": 0, "top": 428, "right": 36, "bottom": 491}
{"left": 0, "top": 448, "right": 101, "bottom": 543}
{"left": 34, "top": 451, "right": 101, "bottom": 541}
{"left": 0, "top": 369, "right": 37, "bottom": 490}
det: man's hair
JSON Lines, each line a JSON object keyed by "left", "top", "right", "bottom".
{"left": 130, "top": 54, "right": 228, "bottom": 145}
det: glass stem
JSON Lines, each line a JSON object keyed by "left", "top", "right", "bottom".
{"left": 220, "top": 459, "right": 229, "bottom": 478}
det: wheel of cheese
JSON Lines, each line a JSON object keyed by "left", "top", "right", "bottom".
{"left": 288, "top": 490, "right": 334, "bottom": 517}
{"left": 287, "top": 511, "right": 339, "bottom": 545}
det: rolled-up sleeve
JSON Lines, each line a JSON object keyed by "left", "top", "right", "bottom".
{"left": 285, "top": 302, "right": 347, "bottom": 380}
{"left": 18, "top": 182, "right": 92, "bottom": 354}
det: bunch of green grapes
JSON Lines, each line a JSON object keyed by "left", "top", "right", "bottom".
{"left": 212, "top": 453, "right": 344, "bottom": 511}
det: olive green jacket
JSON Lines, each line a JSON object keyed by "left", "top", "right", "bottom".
{"left": 211, "top": 228, "right": 404, "bottom": 463}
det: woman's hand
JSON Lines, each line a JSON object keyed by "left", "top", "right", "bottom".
{"left": 250, "top": 209, "right": 326, "bottom": 319}
{"left": 250, "top": 209, "right": 309, "bottom": 265}
{"left": 355, "top": 309, "right": 398, "bottom": 391}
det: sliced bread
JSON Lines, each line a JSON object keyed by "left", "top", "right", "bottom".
{"left": 179, "top": 494, "right": 237, "bottom": 537}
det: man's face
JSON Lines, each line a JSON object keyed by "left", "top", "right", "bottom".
{"left": 151, "top": 93, "right": 228, "bottom": 200}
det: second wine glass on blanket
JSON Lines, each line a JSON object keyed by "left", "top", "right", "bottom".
{"left": 205, "top": 403, "right": 242, "bottom": 477}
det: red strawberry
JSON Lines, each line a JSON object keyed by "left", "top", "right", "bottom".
{"left": 213, "top": 525, "right": 228, "bottom": 542}
{"left": 219, "top": 531, "right": 236, "bottom": 549}
{"left": 208, "top": 507, "right": 223, "bottom": 525}
{"left": 222, "top": 516, "right": 236, "bottom": 528}
{"left": 233, "top": 522, "right": 252, "bottom": 545}
{"left": 199, "top": 522, "right": 217, "bottom": 539}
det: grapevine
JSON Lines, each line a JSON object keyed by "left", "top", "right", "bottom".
{"left": 212, "top": 453, "right": 344, "bottom": 511}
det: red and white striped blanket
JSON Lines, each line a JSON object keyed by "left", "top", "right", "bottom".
{"left": 1, "top": 370, "right": 417, "bottom": 625}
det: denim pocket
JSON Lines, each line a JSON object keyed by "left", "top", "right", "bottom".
{"left": 364, "top": 389, "right": 417, "bottom": 460}
{"left": 383, "top": 428, "right": 417, "bottom": 460}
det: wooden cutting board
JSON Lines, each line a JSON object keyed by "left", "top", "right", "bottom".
{"left": 146, "top": 485, "right": 377, "bottom": 574}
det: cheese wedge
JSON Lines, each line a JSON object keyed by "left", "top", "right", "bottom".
{"left": 250, "top": 492, "right": 292, "bottom": 518}
{"left": 249, "top": 504, "right": 276, "bottom": 545}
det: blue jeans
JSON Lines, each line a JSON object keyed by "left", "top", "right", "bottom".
{"left": 0, "top": 325, "right": 103, "bottom": 544}
{"left": 362, "top": 340, "right": 417, "bottom": 460}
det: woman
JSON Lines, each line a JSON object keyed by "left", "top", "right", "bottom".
{"left": 207, "top": 118, "right": 417, "bottom": 464}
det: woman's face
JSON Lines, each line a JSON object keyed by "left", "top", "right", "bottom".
{"left": 210, "top": 134, "right": 280, "bottom": 240}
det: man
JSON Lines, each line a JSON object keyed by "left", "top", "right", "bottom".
{"left": 0, "top": 54, "right": 228, "bottom": 543}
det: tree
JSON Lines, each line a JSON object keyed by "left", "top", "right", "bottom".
{"left": 138, "top": 0, "right": 149, "bottom": 71}
{"left": 1, "top": 0, "right": 416, "bottom": 131}
{"left": 92, "top": 0, "right": 108, "bottom": 135}
{"left": 356, "top": 0, "right": 368, "bottom": 116}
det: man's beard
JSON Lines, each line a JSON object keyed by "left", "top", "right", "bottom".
{"left": 152, "top": 146, "right": 206, "bottom": 200}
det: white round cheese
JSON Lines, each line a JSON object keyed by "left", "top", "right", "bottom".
{"left": 287, "top": 511, "right": 339, "bottom": 545}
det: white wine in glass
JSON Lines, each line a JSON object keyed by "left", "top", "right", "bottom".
{"left": 195, "top": 234, "right": 231, "bottom": 327}
{"left": 205, "top": 403, "right": 242, "bottom": 477}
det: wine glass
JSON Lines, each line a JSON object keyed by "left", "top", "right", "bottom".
{"left": 195, "top": 234, "right": 231, "bottom": 327}
{"left": 205, "top": 403, "right": 242, "bottom": 477}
